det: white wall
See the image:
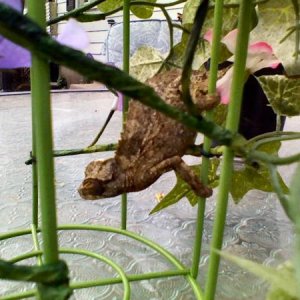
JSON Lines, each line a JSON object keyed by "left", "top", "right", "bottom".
{"left": 55, "top": 0, "right": 184, "bottom": 62}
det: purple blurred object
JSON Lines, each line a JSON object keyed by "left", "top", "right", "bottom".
{"left": 0, "top": 0, "right": 31, "bottom": 68}
{"left": 0, "top": 0, "right": 89, "bottom": 69}
{"left": 116, "top": 92, "right": 123, "bottom": 111}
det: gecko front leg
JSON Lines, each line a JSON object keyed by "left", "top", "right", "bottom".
{"left": 146, "top": 156, "right": 212, "bottom": 198}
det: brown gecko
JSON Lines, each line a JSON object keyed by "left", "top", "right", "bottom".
{"left": 78, "top": 69, "right": 219, "bottom": 200}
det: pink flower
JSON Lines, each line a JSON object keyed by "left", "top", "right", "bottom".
{"left": 204, "top": 29, "right": 280, "bottom": 104}
{"left": 0, "top": 0, "right": 89, "bottom": 69}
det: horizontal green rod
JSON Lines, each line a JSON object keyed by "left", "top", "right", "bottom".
{"left": 63, "top": 248, "right": 130, "bottom": 299}
{"left": 0, "top": 290, "right": 36, "bottom": 300}
{"left": 25, "top": 144, "right": 117, "bottom": 165}
{"left": 25, "top": 143, "right": 209, "bottom": 165}
{"left": 6, "top": 250, "right": 195, "bottom": 296}
{"left": 1, "top": 224, "right": 204, "bottom": 299}
{"left": 9, "top": 250, "right": 190, "bottom": 284}
{"left": 0, "top": 224, "right": 187, "bottom": 270}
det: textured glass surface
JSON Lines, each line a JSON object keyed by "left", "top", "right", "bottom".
{"left": 0, "top": 91, "right": 296, "bottom": 299}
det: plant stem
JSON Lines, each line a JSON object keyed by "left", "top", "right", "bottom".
{"left": 248, "top": 150, "right": 300, "bottom": 165}
{"left": 250, "top": 133, "right": 300, "bottom": 151}
{"left": 267, "top": 164, "right": 292, "bottom": 221}
{"left": 181, "top": 0, "right": 209, "bottom": 116}
{"left": 191, "top": 0, "right": 224, "bottom": 280}
{"left": 47, "top": 0, "right": 107, "bottom": 25}
{"left": 28, "top": 0, "right": 59, "bottom": 265}
{"left": 204, "top": 1, "right": 253, "bottom": 299}
{"left": 292, "top": 0, "right": 300, "bottom": 60}
{"left": 290, "top": 163, "right": 300, "bottom": 294}
{"left": 121, "top": 0, "right": 131, "bottom": 231}
{"left": 88, "top": 110, "right": 115, "bottom": 147}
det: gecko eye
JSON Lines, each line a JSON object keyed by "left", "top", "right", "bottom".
{"left": 78, "top": 178, "right": 105, "bottom": 199}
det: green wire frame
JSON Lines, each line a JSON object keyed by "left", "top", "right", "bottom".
{"left": 0, "top": 0, "right": 253, "bottom": 299}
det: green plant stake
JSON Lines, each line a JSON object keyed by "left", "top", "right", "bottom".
{"left": 121, "top": 0, "right": 131, "bottom": 231}
{"left": 204, "top": 1, "right": 253, "bottom": 299}
{"left": 191, "top": 0, "right": 225, "bottom": 280}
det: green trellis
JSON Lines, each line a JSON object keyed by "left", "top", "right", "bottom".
{"left": 0, "top": 0, "right": 256, "bottom": 299}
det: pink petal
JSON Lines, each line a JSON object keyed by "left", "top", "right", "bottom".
{"left": 216, "top": 67, "right": 234, "bottom": 104}
{"left": 248, "top": 41, "right": 273, "bottom": 54}
{"left": 246, "top": 41, "right": 280, "bottom": 72}
{"left": 57, "top": 19, "right": 89, "bottom": 50}
{"left": 203, "top": 29, "right": 213, "bottom": 44}
{"left": 221, "top": 29, "right": 238, "bottom": 54}
{"left": 246, "top": 51, "right": 280, "bottom": 73}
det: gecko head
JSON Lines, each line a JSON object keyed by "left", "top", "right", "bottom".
{"left": 78, "top": 158, "right": 120, "bottom": 200}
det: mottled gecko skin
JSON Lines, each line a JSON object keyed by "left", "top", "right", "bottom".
{"left": 78, "top": 69, "right": 219, "bottom": 200}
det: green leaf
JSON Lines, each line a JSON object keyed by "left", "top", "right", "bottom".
{"left": 168, "top": 33, "right": 213, "bottom": 70}
{"left": 130, "top": 0, "right": 157, "bottom": 19}
{"left": 150, "top": 165, "right": 202, "bottom": 214}
{"left": 182, "top": 0, "right": 239, "bottom": 27}
{"left": 150, "top": 158, "right": 220, "bottom": 214}
{"left": 230, "top": 163, "right": 288, "bottom": 204}
{"left": 98, "top": 0, "right": 157, "bottom": 19}
{"left": 267, "top": 286, "right": 298, "bottom": 300}
{"left": 257, "top": 75, "right": 300, "bottom": 117}
{"left": 213, "top": 103, "right": 228, "bottom": 126}
{"left": 219, "top": 252, "right": 299, "bottom": 300}
{"left": 129, "top": 46, "right": 165, "bottom": 82}
{"left": 255, "top": 140, "right": 282, "bottom": 155}
{"left": 179, "top": 0, "right": 241, "bottom": 69}
{"left": 252, "top": 0, "right": 300, "bottom": 76}
{"left": 97, "top": 0, "right": 122, "bottom": 12}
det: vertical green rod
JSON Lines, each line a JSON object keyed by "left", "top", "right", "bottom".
{"left": 290, "top": 163, "right": 300, "bottom": 294}
{"left": 28, "top": 0, "right": 59, "bottom": 264}
{"left": 24, "top": 0, "right": 39, "bottom": 232}
{"left": 31, "top": 152, "right": 39, "bottom": 226}
{"left": 204, "top": 1, "right": 252, "bottom": 299}
{"left": 121, "top": 0, "right": 130, "bottom": 230}
{"left": 191, "top": 0, "right": 224, "bottom": 279}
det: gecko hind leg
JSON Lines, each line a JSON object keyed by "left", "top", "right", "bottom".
{"left": 148, "top": 156, "right": 212, "bottom": 198}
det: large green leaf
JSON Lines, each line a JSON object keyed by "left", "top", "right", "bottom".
{"left": 167, "top": 34, "right": 212, "bottom": 70}
{"left": 252, "top": 0, "right": 300, "bottom": 76}
{"left": 97, "top": 0, "right": 122, "bottom": 12}
{"left": 151, "top": 141, "right": 288, "bottom": 212}
{"left": 182, "top": 0, "right": 239, "bottom": 27}
{"left": 257, "top": 75, "right": 300, "bottom": 117}
{"left": 130, "top": 0, "right": 157, "bottom": 19}
{"left": 98, "top": 0, "right": 157, "bottom": 19}
{"left": 219, "top": 252, "right": 299, "bottom": 300}
{"left": 150, "top": 165, "right": 202, "bottom": 214}
{"left": 230, "top": 162, "right": 288, "bottom": 203}
{"left": 179, "top": 4, "right": 239, "bottom": 69}
{"left": 129, "top": 46, "right": 164, "bottom": 82}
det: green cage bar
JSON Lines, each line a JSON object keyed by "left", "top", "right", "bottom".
{"left": 204, "top": 1, "right": 253, "bottom": 299}
{"left": 121, "top": 0, "right": 131, "bottom": 230}
{"left": 27, "top": 0, "right": 59, "bottom": 265}
{"left": 191, "top": 0, "right": 225, "bottom": 280}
